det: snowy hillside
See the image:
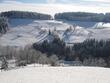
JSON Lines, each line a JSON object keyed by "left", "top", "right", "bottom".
{"left": 0, "top": 20, "right": 89, "bottom": 47}
{"left": 0, "top": 66, "right": 110, "bottom": 83}
{"left": 88, "top": 22, "right": 110, "bottom": 40}
{"left": 93, "top": 22, "right": 110, "bottom": 29}
{"left": 1, "top": 20, "right": 110, "bottom": 47}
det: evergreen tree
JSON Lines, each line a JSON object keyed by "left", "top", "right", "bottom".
{"left": 0, "top": 17, "right": 9, "bottom": 34}
{"left": 1, "top": 56, "right": 8, "bottom": 71}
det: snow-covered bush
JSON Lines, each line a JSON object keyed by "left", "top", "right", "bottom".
{"left": 49, "top": 54, "right": 59, "bottom": 66}
{"left": 83, "top": 57, "right": 107, "bottom": 67}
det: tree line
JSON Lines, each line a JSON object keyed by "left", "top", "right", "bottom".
{"left": 0, "top": 11, "right": 52, "bottom": 20}
{"left": 0, "top": 45, "right": 59, "bottom": 70}
{"left": 55, "top": 12, "right": 110, "bottom": 22}
{"left": 2, "top": 11, "right": 110, "bottom": 22}
{"left": 0, "top": 38, "right": 110, "bottom": 70}
{"left": 33, "top": 37, "right": 71, "bottom": 60}
{"left": 33, "top": 38, "right": 110, "bottom": 67}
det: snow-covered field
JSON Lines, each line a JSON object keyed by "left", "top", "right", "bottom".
{"left": 0, "top": 66, "right": 110, "bottom": 83}
{"left": 0, "top": 20, "right": 110, "bottom": 47}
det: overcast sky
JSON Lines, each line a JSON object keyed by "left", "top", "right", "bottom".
{"left": 0, "top": 0, "right": 110, "bottom": 4}
{"left": 0, "top": 0, "right": 110, "bottom": 15}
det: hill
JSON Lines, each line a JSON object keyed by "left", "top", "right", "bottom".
{"left": 55, "top": 12, "right": 110, "bottom": 22}
{"left": 0, "top": 11, "right": 52, "bottom": 20}
{"left": 1, "top": 20, "right": 110, "bottom": 47}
